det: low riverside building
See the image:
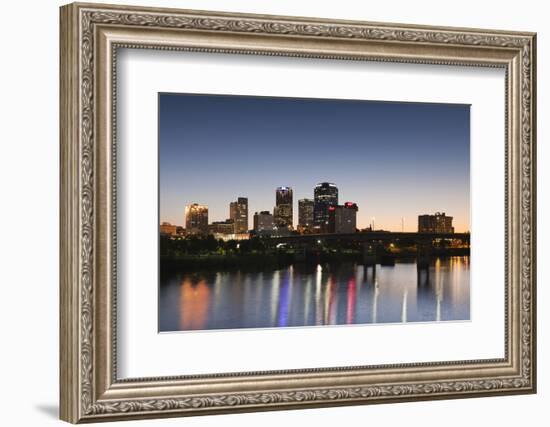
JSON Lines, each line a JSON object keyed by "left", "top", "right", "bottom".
{"left": 327, "top": 202, "right": 358, "bottom": 234}
{"left": 418, "top": 212, "right": 454, "bottom": 233}
{"left": 208, "top": 219, "right": 235, "bottom": 235}
{"left": 160, "top": 222, "right": 177, "bottom": 236}
{"left": 211, "top": 232, "right": 250, "bottom": 242}
{"left": 253, "top": 211, "right": 275, "bottom": 233}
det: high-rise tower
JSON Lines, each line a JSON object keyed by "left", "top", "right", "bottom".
{"left": 298, "top": 198, "right": 314, "bottom": 233}
{"left": 274, "top": 186, "right": 293, "bottom": 229}
{"left": 229, "top": 197, "right": 248, "bottom": 234}
{"left": 313, "top": 182, "right": 338, "bottom": 232}
{"left": 184, "top": 203, "right": 209, "bottom": 235}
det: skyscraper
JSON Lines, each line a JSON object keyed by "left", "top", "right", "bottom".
{"left": 185, "top": 203, "right": 208, "bottom": 235}
{"left": 298, "top": 198, "right": 314, "bottom": 233}
{"left": 274, "top": 186, "right": 293, "bottom": 229}
{"left": 313, "top": 182, "right": 338, "bottom": 233}
{"left": 229, "top": 197, "right": 248, "bottom": 234}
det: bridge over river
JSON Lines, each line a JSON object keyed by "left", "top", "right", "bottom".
{"left": 265, "top": 231, "right": 469, "bottom": 246}
{"left": 263, "top": 231, "right": 470, "bottom": 267}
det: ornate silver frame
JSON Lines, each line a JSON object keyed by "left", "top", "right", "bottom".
{"left": 60, "top": 2, "right": 537, "bottom": 423}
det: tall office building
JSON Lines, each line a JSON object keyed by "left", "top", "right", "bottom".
{"left": 418, "top": 212, "right": 454, "bottom": 233}
{"left": 328, "top": 202, "right": 359, "bottom": 234}
{"left": 274, "top": 186, "right": 293, "bottom": 229}
{"left": 298, "top": 198, "right": 314, "bottom": 233}
{"left": 313, "top": 182, "right": 338, "bottom": 232}
{"left": 185, "top": 203, "right": 208, "bottom": 235}
{"left": 229, "top": 197, "right": 248, "bottom": 234}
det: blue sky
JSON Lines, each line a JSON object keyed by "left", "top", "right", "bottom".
{"left": 159, "top": 93, "right": 470, "bottom": 232}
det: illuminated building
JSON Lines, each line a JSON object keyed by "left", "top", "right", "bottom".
{"left": 418, "top": 212, "right": 454, "bottom": 233}
{"left": 229, "top": 197, "right": 248, "bottom": 234}
{"left": 327, "top": 202, "right": 358, "bottom": 234}
{"left": 274, "top": 186, "right": 293, "bottom": 229}
{"left": 313, "top": 182, "right": 338, "bottom": 232}
{"left": 184, "top": 203, "right": 208, "bottom": 235}
{"left": 253, "top": 211, "right": 275, "bottom": 233}
{"left": 212, "top": 232, "right": 249, "bottom": 241}
{"left": 208, "top": 219, "right": 235, "bottom": 235}
{"left": 298, "top": 198, "right": 314, "bottom": 233}
{"left": 160, "top": 222, "right": 177, "bottom": 236}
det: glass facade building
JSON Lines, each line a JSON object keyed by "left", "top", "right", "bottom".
{"left": 313, "top": 182, "right": 338, "bottom": 232}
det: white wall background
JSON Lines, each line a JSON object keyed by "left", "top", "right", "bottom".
{"left": 0, "top": 1, "right": 545, "bottom": 426}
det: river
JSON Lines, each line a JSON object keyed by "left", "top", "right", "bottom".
{"left": 159, "top": 256, "right": 470, "bottom": 332}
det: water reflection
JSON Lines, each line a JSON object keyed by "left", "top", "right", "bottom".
{"left": 179, "top": 279, "right": 209, "bottom": 330}
{"left": 159, "top": 257, "right": 470, "bottom": 332}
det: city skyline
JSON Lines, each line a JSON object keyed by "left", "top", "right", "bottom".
{"left": 160, "top": 93, "right": 470, "bottom": 232}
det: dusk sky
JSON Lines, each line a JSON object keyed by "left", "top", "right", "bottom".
{"left": 159, "top": 93, "right": 470, "bottom": 232}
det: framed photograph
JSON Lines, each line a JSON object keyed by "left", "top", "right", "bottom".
{"left": 60, "top": 2, "right": 537, "bottom": 423}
